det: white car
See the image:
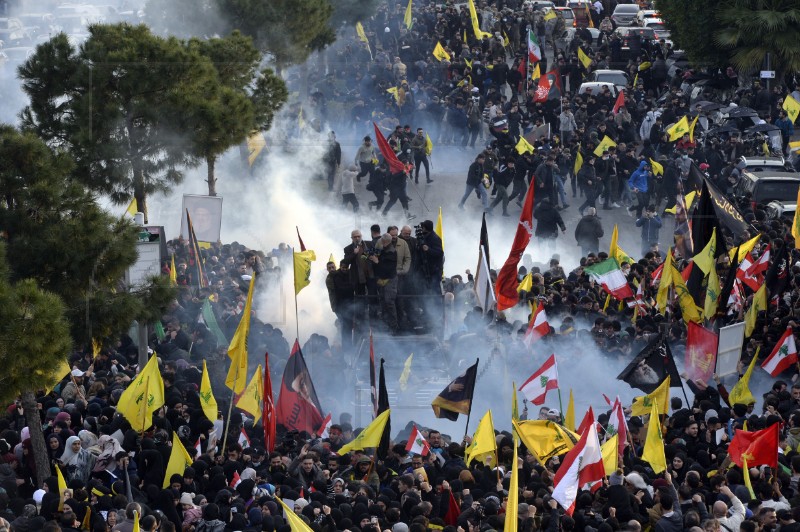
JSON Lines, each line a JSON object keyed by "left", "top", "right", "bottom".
{"left": 636, "top": 9, "right": 660, "bottom": 26}
{"left": 590, "top": 69, "right": 628, "bottom": 91}
{"left": 578, "top": 82, "right": 620, "bottom": 97}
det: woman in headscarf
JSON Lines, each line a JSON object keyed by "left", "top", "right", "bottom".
{"left": 59, "top": 435, "right": 96, "bottom": 485}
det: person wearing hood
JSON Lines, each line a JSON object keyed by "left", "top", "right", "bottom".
{"left": 627, "top": 160, "right": 652, "bottom": 219}
{"left": 635, "top": 205, "right": 662, "bottom": 256}
{"left": 60, "top": 435, "right": 96, "bottom": 485}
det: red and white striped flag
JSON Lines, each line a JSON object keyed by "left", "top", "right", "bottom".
{"left": 552, "top": 409, "right": 605, "bottom": 515}
{"left": 523, "top": 305, "right": 550, "bottom": 347}
{"left": 518, "top": 354, "right": 559, "bottom": 405}
{"left": 405, "top": 425, "right": 430, "bottom": 456}
{"left": 317, "top": 413, "right": 332, "bottom": 438}
{"left": 606, "top": 397, "right": 627, "bottom": 457}
{"left": 194, "top": 438, "right": 202, "bottom": 459}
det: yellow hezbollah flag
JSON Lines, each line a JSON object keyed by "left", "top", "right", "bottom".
{"left": 247, "top": 131, "right": 266, "bottom": 167}
{"left": 578, "top": 48, "right": 592, "bottom": 69}
{"left": 425, "top": 133, "right": 433, "bottom": 155}
{"left": 543, "top": 9, "right": 556, "bottom": 20}
{"left": 667, "top": 116, "right": 690, "bottom": 142}
{"left": 199, "top": 360, "right": 218, "bottom": 423}
{"left": 705, "top": 264, "right": 721, "bottom": 320}
{"left": 665, "top": 190, "right": 696, "bottom": 215}
{"left": 531, "top": 62, "right": 541, "bottom": 80}
{"left": 293, "top": 249, "right": 317, "bottom": 295}
{"left": 574, "top": 149, "right": 583, "bottom": 174}
{"left": 435, "top": 206, "right": 444, "bottom": 250}
{"left": 656, "top": 249, "right": 674, "bottom": 314}
{"left": 404, "top": 0, "right": 413, "bottom": 29}
{"left": 117, "top": 355, "right": 164, "bottom": 432}
{"left": 226, "top": 273, "right": 256, "bottom": 393}
{"left": 133, "top": 511, "right": 140, "bottom": 532}
{"left": 162, "top": 432, "right": 194, "bottom": 488}
{"left": 503, "top": 444, "right": 519, "bottom": 532}
{"left": 744, "top": 284, "right": 767, "bottom": 337}
{"left": 642, "top": 401, "right": 666, "bottom": 473}
{"left": 670, "top": 261, "right": 702, "bottom": 323}
{"left": 356, "top": 22, "right": 368, "bottom": 43}
{"left": 515, "top": 136, "right": 535, "bottom": 155}
{"left": 729, "top": 234, "right": 760, "bottom": 263}
{"left": 399, "top": 353, "right": 413, "bottom": 390}
{"left": 502, "top": 31, "right": 510, "bottom": 47}
{"left": 387, "top": 86, "right": 400, "bottom": 103}
{"left": 593, "top": 135, "right": 617, "bottom": 156}
{"left": 433, "top": 41, "right": 450, "bottom": 61}
{"left": 638, "top": 61, "right": 652, "bottom": 71}
{"left": 468, "top": 0, "right": 492, "bottom": 39}
{"left": 693, "top": 228, "right": 716, "bottom": 275}
{"left": 728, "top": 347, "right": 759, "bottom": 405}
{"left": 564, "top": 389, "right": 575, "bottom": 432}
{"left": 517, "top": 272, "right": 533, "bottom": 293}
{"left": 278, "top": 498, "right": 315, "bottom": 532}
{"left": 688, "top": 114, "right": 699, "bottom": 142}
{"left": 236, "top": 364, "right": 263, "bottom": 419}
{"left": 783, "top": 94, "right": 800, "bottom": 124}
{"left": 601, "top": 434, "right": 619, "bottom": 475}
{"left": 631, "top": 376, "right": 670, "bottom": 416}
{"left": 126, "top": 197, "right": 138, "bottom": 216}
{"left": 793, "top": 186, "right": 800, "bottom": 248}
{"left": 466, "top": 410, "right": 496, "bottom": 466}
{"left": 170, "top": 255, "right": 177, "bottom": 286}
{"left": 56, "top": 464, "right": 67, "bottom": 511}
{"left": 609, "top": 224, "right": 633, "bottom": 265}
{"left": 649, "top": 158, "right": 663, "bottom": 176}
{"left": 513, "top": 419, "right": 578, "bottom": 464}
{"left": 338, "top": 409, "right": 391, "bottom": 454}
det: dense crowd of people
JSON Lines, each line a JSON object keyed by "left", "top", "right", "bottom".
{"left": 6, "top": 0, "right": 800, "bottom": 531}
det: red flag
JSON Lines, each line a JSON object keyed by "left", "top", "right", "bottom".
{"left": 373, "top": 122, "right": 406, "bottom": 174}
{"left": 577, "top": 406, "right": 596, "bottom": 435}
{"left": 444, "top": 490, "right": 461, "bottom": 526}
{"left": 275, "top": 340, "right": 324, "bottom": 434}
{"left": 736, "top": 252, "right": 762, "bottom": 291}
{"left": 523, "top": 305, "right": 550, "bottom": 346}
{"left": 262, "top": 352, "right": 277, "bottom": 452}
{"left": 296, "top": 227, "right": 306, "bottom": 252}
{"left": 685, "top": 322, "right": 718, "bottom": 383}
{"left": 229, "top": 470, "right": 241, "bottom": 488}
{"left": 612, "top": 90, "right": 625, "bottom": 114}
{"left": 552, "top": 409, "right": 605, "bottom": 515}
{"left": 517, "top": 57, "right": 526, "bottom": 77}
{"left": 369, "top": 333, "right": 378, "bottom": 417}
{"left": 495, "top": 181, "right": 535, "bottom": 310}
{"left": 651, "top": 262, "right": 664, "bottom": 281}
{"left": 533, "top": 74, "right": 551, "bottom": 102}
{"left": 728, "top": 424, "right": 779, "bottom": 468}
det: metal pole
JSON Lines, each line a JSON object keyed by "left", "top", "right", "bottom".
{"left": 765, "top": 53, "right": 771, "bottom": 92}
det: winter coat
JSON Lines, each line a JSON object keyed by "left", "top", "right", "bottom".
{"left": 636, "top": 214, "right": 662, "bottom": 244}
{"left": 534, "top": 201, "right": 566, "bottom": 238}
{"left": 574, "top": 215, "right": 604, "bottom": 251}
{"left": 467, "top": 161, "right": 485, "bottom": 187}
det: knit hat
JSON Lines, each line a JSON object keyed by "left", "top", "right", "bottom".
{"left": 609, "top": 470, "right": 625, "bottom": 486}
{"left": 180, "top": 493, "right": 196, "bottom": 506}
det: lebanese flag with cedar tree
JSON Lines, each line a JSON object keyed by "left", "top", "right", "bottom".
{"left": 606, "top": 397, "right": 627, "bottom": 457}
{"left": 761, "top": 327, "right": 798, "bottom": 377}
{"left": 405, "top": 425, "right": 430, "bottom": 456}
{"left": 495, "top": 180, "right": 535, "bottom": 310}
{"left": 551, "top": 409, "right": 606, "bottom": 515}
{"left": 523, "top": 305, "right": 549, "bottom": 346}
{"left": 518, "top": 354, "right": 559, "bottom": 405}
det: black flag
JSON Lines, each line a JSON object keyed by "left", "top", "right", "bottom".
{"left": 377, "top": 358, "right": 390, "bottom": 459}
{"left": 691, "top": 180, "right": 727, "bottom": 259}
{"left": 765, "top": 242, "right": 790, "bottom": 304}
{"left": 717, "top": 250, "right": 740, "bottom": 318}
{"left": 431, "top": 360, "right": 478, "bottom": 421}
{"left": 480, "top": 212, "right": 491, "bottom": 269}
{"left": 617, "top": 335, "right": 682, "bottom": 394}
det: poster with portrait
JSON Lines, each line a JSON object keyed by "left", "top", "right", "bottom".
{"left": 180, "top": 195, "right": 223, "bottom": 244}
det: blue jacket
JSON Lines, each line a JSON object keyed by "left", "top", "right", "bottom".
{"left": 628, "top": 160, "right": 650, "bottom": 192}
{"left": 636, "top": 214, "right": 662, "bottom": 243}
{"left": 777, "top": 117, "right": 795, "bottom": 138}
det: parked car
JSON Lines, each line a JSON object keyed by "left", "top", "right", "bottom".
{"left": 611, "top": 4, "right": 640, "bottom": 26}
{"left": 613, "top": 26, "right": 656, "bottom": 57}
{"left": 735, "top": 170, "right": 800, "bottom": 208}
{"left": 590, "top": 69, "right": 628, "bottom": 90}
{"left": 636, "top": 9, "right": 660, "bottom": 26}
{"left": 566, "top": 0, "right": 592, "bottom": 27}
{"left": 577, "top": 82, "right": 620, "bottom": 97}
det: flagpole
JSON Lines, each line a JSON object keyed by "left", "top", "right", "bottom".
{"left": 292, "top": 246, "right": 300, "bottom": 341}
{"left": 463, "top": 357, "right": 480, "bottom": 441}
{"left": 221, "top": 362, "right": 241, "bottom": 458}
{"left": 556, "top": 388, "right": 564, "bottom": 424}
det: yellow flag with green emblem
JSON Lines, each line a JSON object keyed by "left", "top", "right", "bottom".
{"left": 465, "top": 410, "right": 496, "bottom": 466}
{"left": 667, "top": 116, "right": 690, "bottom": 142}
{"left": 404, "top": 0, "right": 413, "bottom": 29}
{"left": 728, "top": 348, "right": 759, "bottom": 405}
{"left": 564, "top": 389, "right": 575, "bottom": 432}
{"left": 793, "top": 187, "right": 800, "bottom": 248}
{"left": 601, "top": 434, "right": 619, "bottom": 475}
{"left": 117, "top": 355, "right": 164, "bottom": 432}
{"left": 744, "top": 284, "right": 767, "bottom": 337}
{"left": 594, "top": 135, "right": 617, "bottom": 157}
{"left": 642, "top": 401, "right": 666, "bottom": 473}
{"left": 293, "top": 249, "right": 316, "bottom": 295}
{"left": 235, "top": 365, "right": 264, "bottom": 419}
{"left": 578, "top": 48, "right": 592, "bottom": 69}
{"left": 226, "top": 273, "right": 256, "bottom": 393}
{"left": 783, "top": 94, "right": 800, "bottom": 124}
{"left": 337, "top": 409, "right": 391, "bottom": 454}
{"left": 631, "top": 376, "right": 670, "bottom": 416}
{"left": 503, "top": 443, "right": 519, "bottom": 532}
{"left": 163, "top": 432, "right": 194, "bottom": 488}
{"left": 199, "top": 360, "right": 218, "bottom": 423}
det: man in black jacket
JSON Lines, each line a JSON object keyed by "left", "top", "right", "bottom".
{"left": 458, "top": 153, "right": 489, "bottom": 212}
{"left": 534, "top": 198, "right": 566, "bottom": 250}
{"left": 488, "top": 158, "right": 517, "bottom": 216}
{"left": 574, "top": 207, "right": 604, "bottom": 256}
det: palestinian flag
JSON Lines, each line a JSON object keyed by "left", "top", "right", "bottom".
{"left": 761, "top": 327, "right": 798, "bottom": 377}
{"left": 584, "top": 258, "right": 634, "bottom": 300}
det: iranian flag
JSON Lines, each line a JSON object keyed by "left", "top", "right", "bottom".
{"left": 405, "top": 425, "right": 430, "bottom": 456}
{"left": 551, "top": 409, "right": 605, "bottom": 515}
{"left": 519, "top": 354, "right": 558, "bottom": 405}
{"left": 523, "top": 305, "right": 550, "bottom": 347}
{"left": 584, "top": 258, "right": 634, "bottom": 300}
{"left": 528, "top": 29, "right": 541, "bottom": 63}
{"left": 762, "top": 327, "right": 798, "bottom": 377}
